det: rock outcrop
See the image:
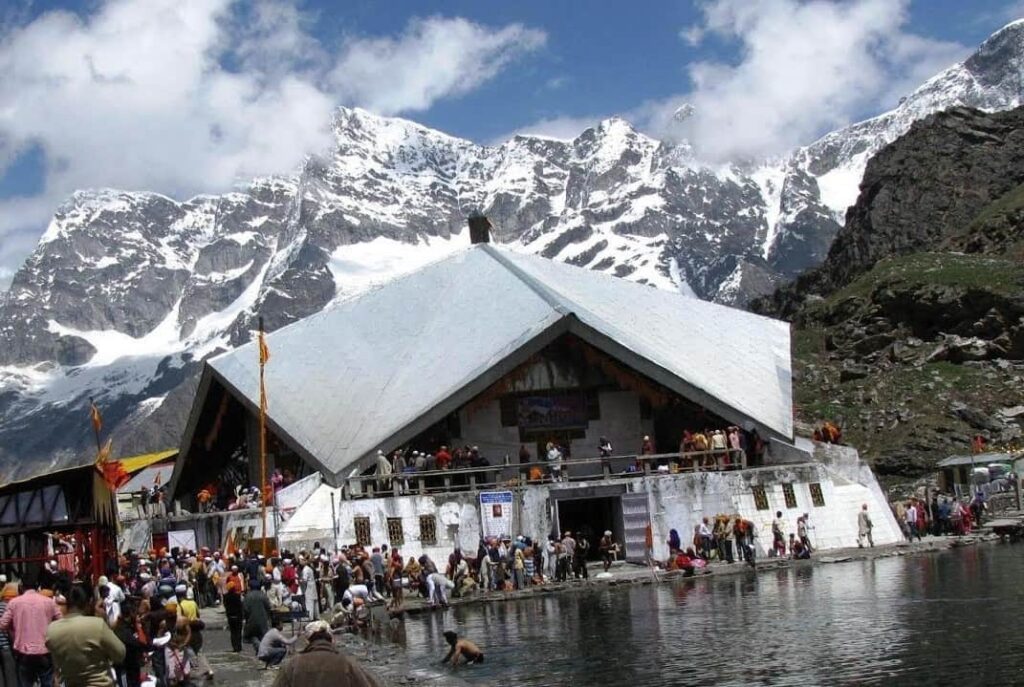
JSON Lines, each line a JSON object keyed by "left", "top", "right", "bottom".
{"left": 763, "top": 108, "right": 1024, "bottom": 479}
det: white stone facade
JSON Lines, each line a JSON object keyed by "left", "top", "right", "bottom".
{"left": 277, "top": 441, "right": 903, "bottom": 562}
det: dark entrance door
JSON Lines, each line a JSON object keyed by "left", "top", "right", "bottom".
{"left": 556, "top": 497, "right": 621, "bottom": 560}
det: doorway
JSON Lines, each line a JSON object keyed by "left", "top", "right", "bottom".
{"left": 556, "top": 496, "right": 622, "bottom": 559}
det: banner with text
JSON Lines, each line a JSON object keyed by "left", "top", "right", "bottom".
{"left": 479, "top": 491, "right": 514, "bottom": 540}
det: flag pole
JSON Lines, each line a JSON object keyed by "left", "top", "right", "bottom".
{"left": 258, "top": 316, "right": 269, "bottom": 557}
{"left": 89, "top": 397, "right": 102, "bottom": 453}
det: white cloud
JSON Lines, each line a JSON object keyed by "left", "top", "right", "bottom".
{"left": 0, "top": 1, "right": 545, "bottom": 282}
{"left": 328, "top": 17, "right": 546, "bottom": 114}
{"left": 648, "top": 0, "right": 968, "bottom": 162}
{"left": 544, "top": 76, "right": 569, "bottom": 90}
{"left": 679, "top": 25, "right": 704, "bottom": 47}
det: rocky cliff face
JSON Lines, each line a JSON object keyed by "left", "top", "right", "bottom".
{"left": 758, "top": 105, "right": 1024, "bottom": 318}
{"left": 2, "top": 22, "right": 1024, "bottom": 469}
{"left": 763, "top": 107, "right": 1024, "bottom": 479}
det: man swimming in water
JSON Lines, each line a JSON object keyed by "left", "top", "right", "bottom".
{"left": 441, "top": 630, "right": 484, "bottom": 666}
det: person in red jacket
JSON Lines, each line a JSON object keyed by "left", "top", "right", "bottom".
{"left": 435, "top": 446, "right": 452, "bottom": 470}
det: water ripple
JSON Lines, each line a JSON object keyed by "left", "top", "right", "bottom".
{"left": 400, "top": 547, "right": 1024, "bottom": 685}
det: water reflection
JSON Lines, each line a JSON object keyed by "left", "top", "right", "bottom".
{"left": 400, "top": 547, "right": 1024, "bottom": 686}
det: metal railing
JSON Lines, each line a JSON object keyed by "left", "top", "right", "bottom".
{"left": 342, "top": 448, "right": 749, "bottom": 500}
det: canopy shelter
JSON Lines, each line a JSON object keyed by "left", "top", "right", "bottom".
{"left": 172, "top": 244, "right": 792, "bottom": 494}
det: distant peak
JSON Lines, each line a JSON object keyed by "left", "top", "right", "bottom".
{"left": 596, "top": 116, "right": 635, "bottom": 132}
{"left": 991, "top": 18, "right": 1024, "bottom": 36}
{"left": 331, "top": 106, "right": 473, "bottom": 149}
{"left": 973, "top": 17, "right": 1024, "bottom": 54}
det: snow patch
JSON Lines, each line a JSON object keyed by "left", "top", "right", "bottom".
{"left": 750, "top": 164, "right": 786, "bottom": 258}
{"left": 47, "top": 302, "right": 184, "bottom": 368}
{"left": 202, "top": 260, "right": 254, "bottom": 284}
{"left": 86, "top": 256, "right": 120, "bottom": 269}
{"left": 328, "top": 231, "right": 467, "bottom": 298}
{"left": 817, "top": 160, "right": 866, "bottom": 216}
{"left": 226, "top": 231, "right": 258, "bottom": 246}
{"left": 668, "top": 258, "right": 697, "bottom": 298}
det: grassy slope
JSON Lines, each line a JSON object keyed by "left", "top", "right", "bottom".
{"left": 792, "top": 228, "right": 1024, "bottom": 480}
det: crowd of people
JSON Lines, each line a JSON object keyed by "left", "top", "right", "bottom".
{"left": 894, "top": 492, "right": 985, "bottom": 541}
{"left": 0, "top": 527, "right": 632, "bottom": 685}
{"left": 372, "top": 427, "right": 769, "bottom": 492}
{"left": 663, "top": 511, "right": 814, "bottom": 574}
{"left": 373, "top": 446, "right": 494, "bottom": 491}
{"left": 0, "top": 541, "right": 405, "bottom": 687}
{"left": 323, "top": 530, "right": 620, "bottom": 614}
{"left": 184, "top": 468, "right": 301, "bottom": 517}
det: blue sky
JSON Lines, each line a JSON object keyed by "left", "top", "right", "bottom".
{"left": 0, "top": 0, "right": 1021, "bottom": 283}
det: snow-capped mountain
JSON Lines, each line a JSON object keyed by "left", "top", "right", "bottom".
{"left": 2, "top": 20, "right": 1023, "bottom": 467}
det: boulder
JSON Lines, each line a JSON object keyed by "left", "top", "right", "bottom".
{"left": 854, "top": 332, "right": 896, "bottom": 356}
{"left": 926, "top": 335, "right": 1005, "bottom": 363}
{"left": 839, "top": 361, "right": 871, "bottom": 382}
{"left": 888, "top": 340, "right": 922, "bottom": 364}
{"left": 951, "top": 402, "right": 1004, "bottom": 432}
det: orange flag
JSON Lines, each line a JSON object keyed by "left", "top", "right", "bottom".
{"left": 101, "top": 459, "right": 131, "bottom": 491}
{"left": 93, "top": 438, "right": 127, "bottom": 492}
{"left": 258, "top": 330, "right": 270, "bottom": 366}
{"left": 89, "top": 398, "right": 103, "bottom": 435}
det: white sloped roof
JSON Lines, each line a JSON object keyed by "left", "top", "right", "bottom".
{"left": 202, "top": 244, "right": 791, "bottom": 484}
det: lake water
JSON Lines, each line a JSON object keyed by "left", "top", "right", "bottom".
{"left": 400, "top": 545, "right": 1024, "bottom": 685}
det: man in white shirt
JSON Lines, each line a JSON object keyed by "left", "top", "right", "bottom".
{"left": 342, "top": 584, "right": 370, "bottom": 605}
{"left": 300, "top": 558, "right": 319, "bottom": 620}
{"left": 905, "top": 502, "right": 920, "bottom": 541}
{"left": 697, "top": 518, "right": 713, "bottom": 560}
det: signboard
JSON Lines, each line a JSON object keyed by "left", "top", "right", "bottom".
{"left": 167, "top": 529, "right": 197, "bottom": 553}
{"left": 479, "top": 491, "right": 514, "bottom": 540}
{"left": 516, "top": 394, "right": 588, "bottom": 430}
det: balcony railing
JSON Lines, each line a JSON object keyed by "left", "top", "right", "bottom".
{"left": 342, "top": 448, "right": 749, "bottom": 500}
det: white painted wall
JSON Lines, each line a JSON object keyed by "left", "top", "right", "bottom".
{"left": 276, "top": 443, "right": 902, "bottom": 564}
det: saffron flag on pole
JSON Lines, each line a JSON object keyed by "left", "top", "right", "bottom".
{"left": 89, "top": 398, "right": 103, "bottom": 435}
{"left": 258, "top": 329, "right": 270, "bottom": 366}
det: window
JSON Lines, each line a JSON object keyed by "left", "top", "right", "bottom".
{"left": 386, "top": 517, "right": 404, "bottom": 546}
{"left": 809, "top": 483, "right": 826, "bottom": 508}
{"left": 752, "top": 486, "right": 769, "bottom": 511}
{"left": 353, "top": 516, "right": 371, "bottom": 546}
{"left": 419, "top": 514, "right": 437, "bottom": 545}
{"left": 782, "top": 483, "right": 798, "bottom": 509}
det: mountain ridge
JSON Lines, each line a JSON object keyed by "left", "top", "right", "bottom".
{"left": 2, "top": 21, "right": 1024, "bottom": 468}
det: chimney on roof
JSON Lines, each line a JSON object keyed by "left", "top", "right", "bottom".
{"left": 467, "top": 212, "right": 492, "bottom": 245}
